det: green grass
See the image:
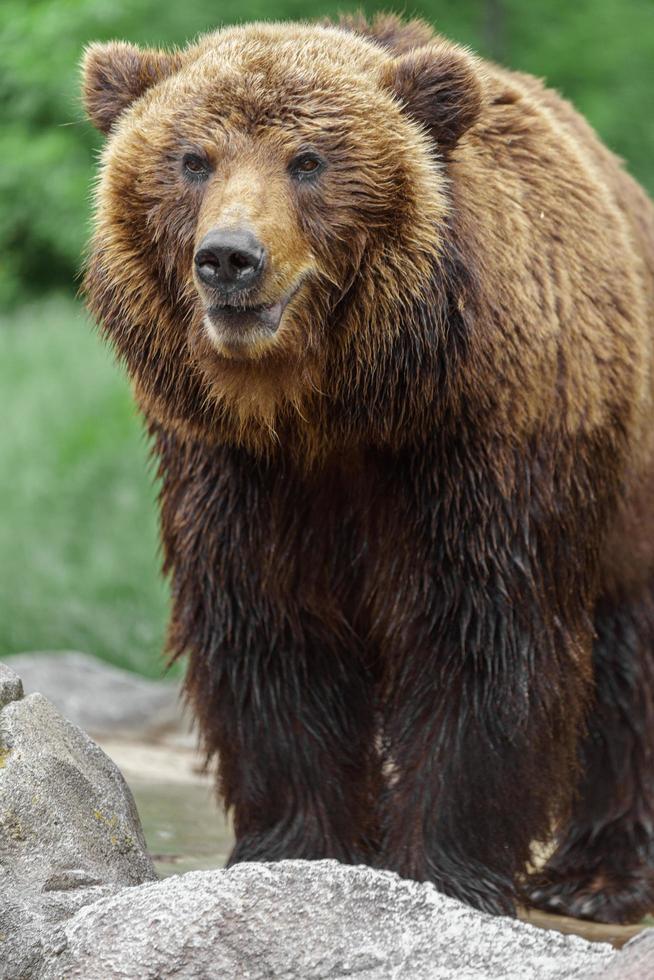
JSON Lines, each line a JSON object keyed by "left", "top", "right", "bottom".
{"left": 0, "top": 296, "right": 173, "bottom": 678}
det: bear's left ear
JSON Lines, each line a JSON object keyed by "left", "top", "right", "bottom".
{"left": 82, "top": 41, "right": 182, "bottom": 135}
{"left": 382, "top": 43, "right": 484, "bottom": 152}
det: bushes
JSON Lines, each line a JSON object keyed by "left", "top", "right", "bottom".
{"left": 1, "top": 0, "right": 653, "bottom": 307}
{"left": 0, "top": 296, "right": 170, "bottom": 674}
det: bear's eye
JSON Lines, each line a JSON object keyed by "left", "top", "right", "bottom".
{"left": 182, "top": 153, "right": 211, "bottom": 182}
{"left": 289, "top": 151, "right": 325, "bottom": 181}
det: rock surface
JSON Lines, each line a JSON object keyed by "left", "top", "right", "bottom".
{"left": 594, "top": 928, "right": 654, "bottom": 978}
{"left": 0, "top": 662, "right": 156, "bottom": 980}
{"left": 40, "top": 860, "right": 614, "bottom": 980}
{"left": 0, "top": 663, "right": 23, "bottom": 710}
{"left": 5, "top": 651, "right": 184, "bottom": 738}
{"left": 2, "top": 658, "right": 653, "bottom": 980}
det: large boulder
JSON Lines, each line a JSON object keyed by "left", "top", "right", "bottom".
{"left": 596, "top": 929, "right": 654, "bottom": 979}
{"left": 40, "top": 860, "right": 615, "bottom": 980}
{"left": 5, "top": 651, "right": 183, "bottom": 738}
{"left": 0, "top": 662, "right": 156, "bottom": 980}
{"left": 2, "top": 657, "right": 653, "bottom": 980}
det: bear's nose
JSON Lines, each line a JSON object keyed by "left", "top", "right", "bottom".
{"left": 194, "top": 229, "right": 265, "bottom": 292}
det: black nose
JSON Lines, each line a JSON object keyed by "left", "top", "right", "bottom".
{"left": 194, "top": 228, "right": 265, "bottom": 291}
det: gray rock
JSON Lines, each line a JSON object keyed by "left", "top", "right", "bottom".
{"left": 592, "top": 928, "right": 654, "bottom": 978}
{"left": 40, "top": 861, "right": 614, "bottom": 980}
{"left": 1, "top": 657, "right": 648, "bottom": 980}
{"left": 0, "top": 662, "right": 23, "bottom": 710}
{"left": 5, "top": 651, "right": 183, "bottom": 737}
{"left": 0, "top": 664, "right": 156, "bottom": 980}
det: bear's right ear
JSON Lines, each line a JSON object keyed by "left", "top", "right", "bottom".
{"left": 82, "top": 42, "right": 181, "bottom": 135}
{"left": 382, "top": 42, "right": 485, "bottom": 153}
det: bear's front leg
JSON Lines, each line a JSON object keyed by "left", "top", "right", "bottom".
{"left": 379, "top": 641, "right": 587, "bottom": 915}
{"left": 184, "top": 614, "right": 380, "bottom": 866}
{"left": 375, "top": 441, "right": 599, "bottom": 915}
{"left": 156, "top": 430, "right": 381, "bottom": 866}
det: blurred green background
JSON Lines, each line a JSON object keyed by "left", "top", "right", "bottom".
{"left": 1, "top": 0, "right": 653, "bottom": 676}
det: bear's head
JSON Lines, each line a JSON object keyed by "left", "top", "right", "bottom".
{"left": 83, "top": 20, "right": 483, "bottom": 455}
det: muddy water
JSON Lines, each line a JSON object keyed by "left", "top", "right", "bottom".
{"left": 130, "top": 780, "right": 232, "bottom": 877}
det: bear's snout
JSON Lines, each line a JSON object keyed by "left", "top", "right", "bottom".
{"left": 195, "top": 227, "right": 265, "bottom": 295}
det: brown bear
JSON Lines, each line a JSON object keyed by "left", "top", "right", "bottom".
{"left": 81, "top": 15, "right": 654, "bottom": 922}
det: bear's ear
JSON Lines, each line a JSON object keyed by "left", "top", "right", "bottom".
{"left": 82, "top": 42, "right": 181, "bottom": 135}
{"left": 382, "top": 43, "right": 484, "bottom": 153}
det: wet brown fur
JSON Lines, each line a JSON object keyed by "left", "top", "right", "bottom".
{"left": 82, "top": 15, "right": 654, "bottom": 919}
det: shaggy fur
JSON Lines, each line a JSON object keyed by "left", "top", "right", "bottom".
{"left": 82, "top": 15, "right": 654, "bottom": 920}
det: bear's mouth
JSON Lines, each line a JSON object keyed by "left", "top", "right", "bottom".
{"left": 203, "top": 287, "right": 299, "bottom": 354}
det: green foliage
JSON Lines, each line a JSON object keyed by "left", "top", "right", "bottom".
{"left": 1, "top": 0, "right": 653, "bottom": 307}
{"left": 0, "top": 296, "right": 171, "bottom": 677}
